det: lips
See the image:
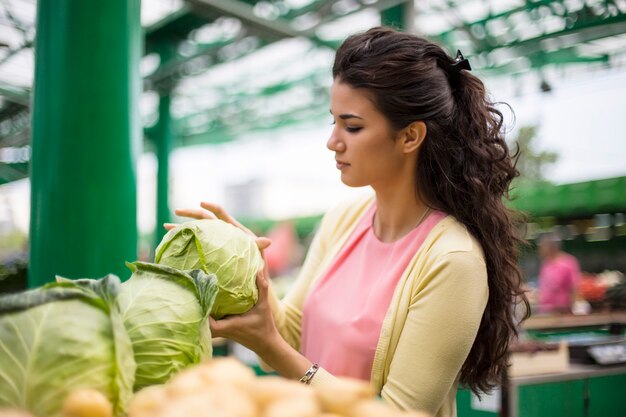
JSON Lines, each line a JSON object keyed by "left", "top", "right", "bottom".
{"left": 336, "top": 160, "right": 349, "bottom": 170}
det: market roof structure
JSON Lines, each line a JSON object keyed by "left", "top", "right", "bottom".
{"left": 2, "top": 0, "right": 626, "bottom": 185}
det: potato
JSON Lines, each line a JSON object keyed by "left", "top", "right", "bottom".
{"left": 160, "top": 395, "right": 226, "bottom": 417}
{"left": 0, "top": 409, "right": 37, "bottom": 417}
{"left": 247, "top": 376, "right": 316, "bottom": 408}
{"left": 127, "top": 385, "right": 168, "bottom": 417}
{"left": 166, "top": 368, "right": 212, "bottom": 397}
{"left": 263, "top": 397, "right": 320, "bottom": 417}
{"left": 62, "top": 389, "right": 112, "bottom": 417}
{"left": 315, "top": 377, "right": 375, "bottom": 414}
{"left": 195, "top": 358, "right": 257, "bottom": 389}
{"left": 205, "top": 385, "right": 258, "bottom": 417}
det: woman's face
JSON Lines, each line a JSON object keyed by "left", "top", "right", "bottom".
{"left": 327, "top": 80, "right": 407, "bottom": 188}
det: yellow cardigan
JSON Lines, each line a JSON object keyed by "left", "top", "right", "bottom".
{"left": 267, "top": 194, "right": 488, "bottom": 417}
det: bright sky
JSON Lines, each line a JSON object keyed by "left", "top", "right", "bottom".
{"left": 3, "top": 49, "right": 626, "bottom": 236}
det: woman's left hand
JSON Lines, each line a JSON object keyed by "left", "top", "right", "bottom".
{"left": 209, "top": 264, "right": 282, "bottom": 357}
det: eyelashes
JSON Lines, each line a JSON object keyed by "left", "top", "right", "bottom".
{"left": 330, "top": 121, "right": 363, "bottom": 133}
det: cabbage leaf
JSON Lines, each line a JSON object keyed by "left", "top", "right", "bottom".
{"left": 119, "top": 262, "right": 218, "bottom": 391}
{"left": 0, "top": 275, "right": 135, "bottom": 417}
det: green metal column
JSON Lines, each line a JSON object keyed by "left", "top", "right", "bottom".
{"left": 381, "top": 1, "right": 415, "bottom": 32}
{"left": 153, "top": 41, "right": 176, "bottom": 248}
{"left": 29, "top": 0, "right": 142, "bottom": 286}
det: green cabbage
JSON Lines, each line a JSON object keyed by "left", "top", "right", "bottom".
{"left": 155, "top": 219, "right": 263, "bottom": 319}
{"left": 0, "top": 275, "right": 135, "bottom": 417}
{"left": 118, "top": 262, "right": 218, "bottom": 391}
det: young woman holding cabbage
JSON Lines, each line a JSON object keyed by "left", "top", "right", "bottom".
{"left": 167, "top": 27, "right": 529, "bottom": 417}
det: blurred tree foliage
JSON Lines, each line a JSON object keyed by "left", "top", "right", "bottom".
{"left": 0, "top": 230, "right": 28, "bottom": 293}
{"left": 510, "top": 125, "right": 559, "bottom": 186}
{"left": 0, "top": 229, "right": 28, "bottom": 257}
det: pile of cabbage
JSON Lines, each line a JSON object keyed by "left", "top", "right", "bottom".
{"left": 0, "top": 219, "right": 262, "bottom": 417}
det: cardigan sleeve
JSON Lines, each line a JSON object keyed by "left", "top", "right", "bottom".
{"left": 380, "top": 250, "right": 488, "bottom": 414}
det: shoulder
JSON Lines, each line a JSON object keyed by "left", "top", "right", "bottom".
{"left": 407, "top": 216, "right": 489, "bottom": 306}
{"left": 423, "top": 215, "right": 485, "bottom": 264}
{"left": 411, "top": 216, "right": 488, "bottom": 290}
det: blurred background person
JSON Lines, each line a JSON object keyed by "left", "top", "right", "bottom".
{"left": 537, "top": 231, "right": 581, "bottom": 314}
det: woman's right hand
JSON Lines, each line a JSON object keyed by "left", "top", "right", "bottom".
{"left": 163, "top": 207, "right": 215, "bottom": 231}
{"left": 164, "top": 202, "right": 272, "bottom": 252}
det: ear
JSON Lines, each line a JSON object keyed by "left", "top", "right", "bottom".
{"left": 399, "top": 121, "right": 427, "bottom": 154}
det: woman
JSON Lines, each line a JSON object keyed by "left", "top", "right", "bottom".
{"left": 168, "top": 26, "right": 529, "bottom": 417}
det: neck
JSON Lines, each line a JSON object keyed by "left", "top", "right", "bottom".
{"left": 371, "top": 175, "right": 429, "bottom": 243}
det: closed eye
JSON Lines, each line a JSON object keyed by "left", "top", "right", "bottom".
{"left": 330, "top": 118, "right": 362, "bottom": 133}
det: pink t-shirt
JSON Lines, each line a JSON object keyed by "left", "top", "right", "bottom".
{"left": 538, "top": 253, "right": 581, "bottom": 313}
{"left": 301, "top": 204, "right": 446, "bottom": 380}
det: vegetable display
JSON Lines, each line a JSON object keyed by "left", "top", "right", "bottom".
{"left": 119, "top": 262, "right": 217, "bottom": 390}
{"left": 0, "top": 275, "right": 135, "bottom": 417}
{"left": 127, "top": 357, "right": 432, "bottom": 417}
{"left": 155, "top": 219, "right": 263, "bottom": 319}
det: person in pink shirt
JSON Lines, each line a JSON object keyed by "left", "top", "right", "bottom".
{"left": 168, "top": 27, "right": 531, "bottom": 417}
{"left": 537, "top": 232, "right": 581, "bottom": 314}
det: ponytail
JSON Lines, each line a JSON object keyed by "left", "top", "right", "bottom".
{"left": 422, "top": 67, "right": 531, "bottom": 393}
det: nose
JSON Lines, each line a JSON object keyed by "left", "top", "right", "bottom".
{"left": 327, "top": 127, "right": 345, "bottom": 152}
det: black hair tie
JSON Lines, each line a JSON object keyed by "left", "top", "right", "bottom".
{"left": 446, "top": 50, "right": 471, "bottom": 90}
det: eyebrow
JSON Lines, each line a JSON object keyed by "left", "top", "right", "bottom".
{"left": 329, "top": 110, "right": 363, "bottom": 120}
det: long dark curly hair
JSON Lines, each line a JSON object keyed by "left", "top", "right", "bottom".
{"left": 333, "top": 26, "right": 530, "bottom": 394}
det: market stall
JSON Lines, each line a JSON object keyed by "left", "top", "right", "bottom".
{"left": 458, "top": 312, "right": 626, "bottom": 417}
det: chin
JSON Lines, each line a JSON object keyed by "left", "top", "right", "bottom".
{"left": 340, "top": 175, "right": 368, "bottom": 188}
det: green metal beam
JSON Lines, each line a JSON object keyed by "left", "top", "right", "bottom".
{"left": 0, "top": 109, "right": 30, "bottom": 147}
{"left": 189, "top": 0, "right": 301, "bottom": 39}
{"left": 145, "top": 5, "right": 208, "bottom": 47}
{"left": 0, "top": 82, "right": 30, "bottom": 106}
{"left": 0, "top": 162, "right": 28, "bottom": 185}
{"left": 0, "top": 41, "right": 33, "bottom": 66}
{"left": 436, "top": 0, "right": 626, "bottom": 55}
{"left": 0, "top": 127, "right": 30, "bottom": 149}
{"left": 178, "top": 106, "right": 329, "bottom": 147}
{"left": 0, "top": 104, "right": 28, "bottom": 129}
{"left": 283, "top": 0, "right": 335, "bottom": 20}
{"left": 29, "top": 0, "right": 141, "bottom": 286}
{"left": 506, "top": 16, "right": 626, "bottom": 54}
{"left": 145, "top": 37, "right": 266, "bottom": 91}
{"left": 381, "top": 1, "right": 412, "bottom": 31}
{"left": 173, "top": 70, "right": 325, "bottom": 126}
{"left": 153, "top": 40, "right": 177, "bottom": 247}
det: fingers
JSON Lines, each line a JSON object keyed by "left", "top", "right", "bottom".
{"left": 174, "top": 208, "right": 215, "bottom": 220}
{"left": 209, "top": 314, "right": 242, "bottom": 338}
{"left": 199, "top": 203, "right": 273, "bottom": 252}
{"left": 208, "top": 316, "right": 223, "bottom": 337}
{"left": 255, "top": 269, "right": 270, "bottom": 302}
{"left": 163, "top": 223, "right": 178, "bottom": 231}
{"left": 200, "top": 202, "right": 253, "bottom": 235}
{"left": 256, "top": 237, "right": 272, "bottom": 251}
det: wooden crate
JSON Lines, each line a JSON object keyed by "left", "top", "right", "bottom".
{"left": 509, "top": 341, "right": 569, "bottom": 377}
